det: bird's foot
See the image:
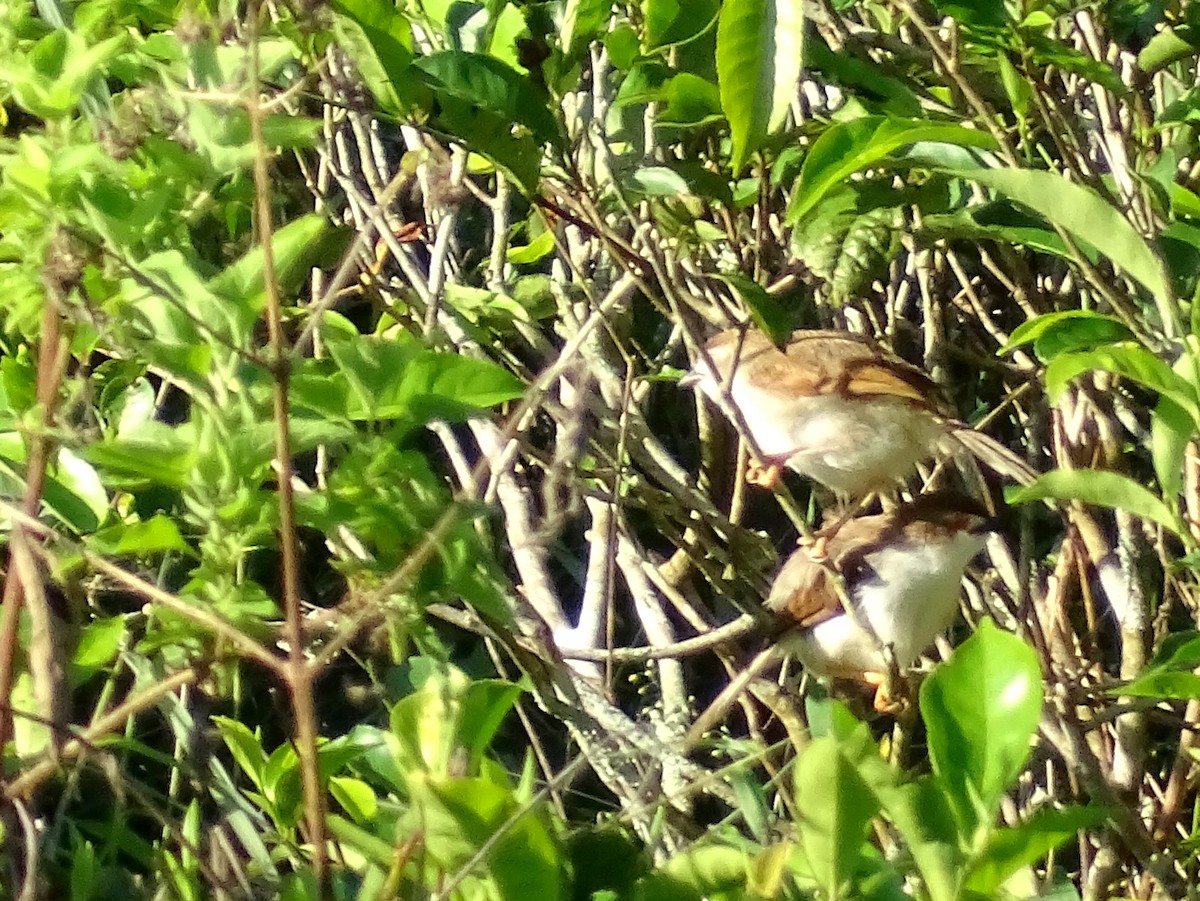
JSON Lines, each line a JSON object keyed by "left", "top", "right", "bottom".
{"left": 863, "top": 671, "right": 910, "bottom": 715}
{"left": 746, "top": 460, "right": 783, "bottom": 489}
{"left": 798, "top": 534, "right": 829, "bottom": 562}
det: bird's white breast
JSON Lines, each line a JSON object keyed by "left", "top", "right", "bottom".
{"left": 696, "top": 364, "right": 943, "bottom": 493}
{"left": 791, "top": 531, "right": 986, "bottom": 678}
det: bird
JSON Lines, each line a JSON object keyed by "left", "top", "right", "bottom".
{"left": 678, "top": 327, "right": 1036, "bottom": 496}
{"left": 766, "top": 492, "right": 994, "bottom": 711}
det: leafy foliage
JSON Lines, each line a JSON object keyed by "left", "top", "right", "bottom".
{"left": 2, "top": 0, "right": 1200, "bottom": 897}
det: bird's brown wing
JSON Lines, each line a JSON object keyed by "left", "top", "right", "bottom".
{"left": 767, "top": 558, "right": 844, "bottom": 627}
{"left": 767, "top": 515, "right": 898, "bottom": 627}
{"left": 761, "top": 330, "right": 941, "bottom": 406}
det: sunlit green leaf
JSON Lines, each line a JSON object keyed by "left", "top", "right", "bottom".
{"left": 921, "top": 619, "right": 1042, "bottom": 835}
{"left": 1009, "top": 469, "right": 1182, "bottom": 535}
{"left": 789, "top": 117, "right": 997, "bottom": 223}
{"left": 644, "top": 0, "right": 719, "bottom": 49}
{"left": 416, "top": 774, "right": 566, "bottom": 901}
{"left": 967, "top": 806, "right": 1106, "bottom": 894}
{"left": 794, "top": 737, "right": 878, "bottom": 897}
{"left": 1152, "top": 395, "right": 1192, "bottom": 502}
{"left": 717, "top": 0, "right": 805, "bottom": 174}
{"left": 999, "top": 310, "right": 1133, "bottom": 359}
{"left": 711, "top": 274, "right": 791, "bottom": 344}
{"left": 1044, "top": 343, "right": 1200, "bottom": 426}
{"left": 88, "top": 514, "right": 190, "bottom": 556}
{"left": 71, "top": 616, "right": 126, "bottom": 672}
{"left": 325, "top": 334, "right": 524, "bottom": 422}
{"left": 944, "top": 167, "right": 1173, "bottom": 310}
{"left": 212, "top": 717, "right": 268, "bottom": 794}
{"left": 329, "top": 776, "right": 378, "bottom": 823}
{"left": 1116, "top": 671, "right": 1200, "bottom": 699}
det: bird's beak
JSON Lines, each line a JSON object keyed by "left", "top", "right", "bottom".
{"left": 678, "top": 370, "right": 702, "bottom": 389}
{"left": 968, "top": 513, "right": 1005, "bottom": 536}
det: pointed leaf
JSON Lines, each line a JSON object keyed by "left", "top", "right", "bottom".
{"left": 1009, "top": 469, "right": 1181, "bottom": 535}
{"left": 711, "top": 274, "right": 792, "bottom": 344}
{"left": 415, "top": 51, "right": 561, "bottom": 146}
{"left": 1044, "top": 343, "right": 1200, "bottom": 427}
{"left": 643, "top": 0, "right": 719, "bottom": 49}
{"left": 966, "top": 806, "right": 1106, "bottom": 894}
{"left": 998, "top": 310, "right": 1134, "bottom": 360}
{"left": 794, "top": 737, "right": 878, "bottom": 898}
{"left": 789, "top": 117, "right": 997, "bottom": 223}
{"left": 920, "top": 619, "right": 1042, "bottom": 834}
{"left": 1152, "top": 396, "right": 1192, "bottom": 502}
{"left": 1116, "top": 671, "right": 1200, "bottom": 699}
{"left": 944, "top": 167, "right": 1173, "bottom": 309}
{"left": 717, "top": 0, "right": 806, "bottom": 174}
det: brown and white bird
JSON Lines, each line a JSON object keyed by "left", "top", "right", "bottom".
{"left": 679, "top": 328, "right": 1035, "bottom": 495}
{"left": 767, "top": 492, "right": 993, "bottom": 709}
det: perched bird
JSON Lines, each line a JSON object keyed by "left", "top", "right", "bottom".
{"left": 766, "top": 492, "right": 994, "bottom": 710}
{"left": 679, "top": 328, "right": 1035, "bottom": 496}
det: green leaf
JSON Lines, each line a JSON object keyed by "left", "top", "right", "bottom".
{"left": 997, "top": 53, "right": 1031, "bottom": 119}
{"left": 0, "top": 440, "right": 108, "bottom": 533}
{"left": 71, "top": 616, "right": 126, "bottom": 672}
{"left": 1116, "top": 671, "right": 1200, "bottom": 699}
{"left": 604, "top": 26, "right": 640, "bottom": 69}
{"left": 653, "top": 844, "right": 749, "bottom": 898}
{"left": 660, "top": 73, "right": 724, "bottom": 127}
{"left": 432, "top": 97, "right": 542, "bottom": 195}
{"left": 1138, "top": 26, "right": 1194, "bottom": 74}
{"left": 717, "top": 0, "right": 805, "bottom": 174}
{"left": 794, "top": 737, "right": 878, "bottom": 897}
{"left": 325, "top": 335, "right": 524, "bottom": 422}
{"left": 212, "top": 716, "right": 268, "bottom": 794}
{"left": 1152, "top": 396, "right": 1192, "bottom": 502}
{"left": 1145, "top": 631, "right": 1200, "bottom": 671}
{"left": 562, "top": 0, "right": 613, "bottom": 56}
{"left": 390, "top": 662, "right": 469, "bottom": 775}
{"left": 998, "top": 310, "right": 1133, "bottom": 359}
{"left": 920, "top": 619, "right": 1042, "bottom": 835}
{"left": 415, "top": 51, "right": 561, "bottom": 146}
{"left": 457, "top": 678, "right": 526, "bottom": 772}
{"left": 87, "top": 514, "right": 190, "bottom": 556}
{"left": 1008, "top": 469, "right": 1182, "bottom": 535}
{"left": 966, "top": 806, "right": 1106, "bottom": 894}
{"left": 568, "top": 828, "right": 647, "bottom": 901}
{"left": 627, "top": 166, "right": 691, "bottom": 196}
{"left": 329, "top": 776, "right": 378, "bottom": 823}
{"left": 930, "top": 0, "right": 1010, "bottom": 27}
{"left": 871, "top": 777, "right": 962, "bottom": 901}
{"left": 943, "top": 167, "right": 1173, "bottom": 311}
{"left": 789, "top": 117, "right": 997, "bottom": 223}
{"left": 1171, "top": 185, "right": 1200, "bottom": 220}
{"left": 710, "top": 274, "right": 791, "bottom": 344}
{"left": 82, "top": 432, "right": 196, "bottom": 489}
{"left": 326, "top": 814, "right": 395, "bottom": 867}
{"left": 69, "top": 838, "right": 99, "bottom": 901}
{"left": 416, "top": 775, "right": 566, "bottom": 901}
{"left": 806, "top": 35, "right": 920, "bottom": 117}
{"left": 330, "top": 0, "right": 413, "bottom": 115}
{"left": 1043, "top": 344, "right": 1200, "bottom": 426}
{"left": 209, "top": 215, "right": 335, "bottom": 303}
{"left": 917, "top": 203, "right": 1074, "bottom": 262}
{"left": 506, "top": 230, "right": 556, "bottom": 264}
{"left": 643, "top": 0, "right": 719, "bottom": 49}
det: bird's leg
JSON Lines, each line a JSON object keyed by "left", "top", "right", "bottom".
{"left": 799, "top": 493, "right": 877, "bottom": 561}
{"left": 746, "top": 459, "right": 783, "bottom": 488}
{"left": 863, "top": 644, "right": 906, "bottom": 714}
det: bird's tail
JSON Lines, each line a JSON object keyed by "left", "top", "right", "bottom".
{"left": 950, "top": 427, "right": 1039, "bottom": 486}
